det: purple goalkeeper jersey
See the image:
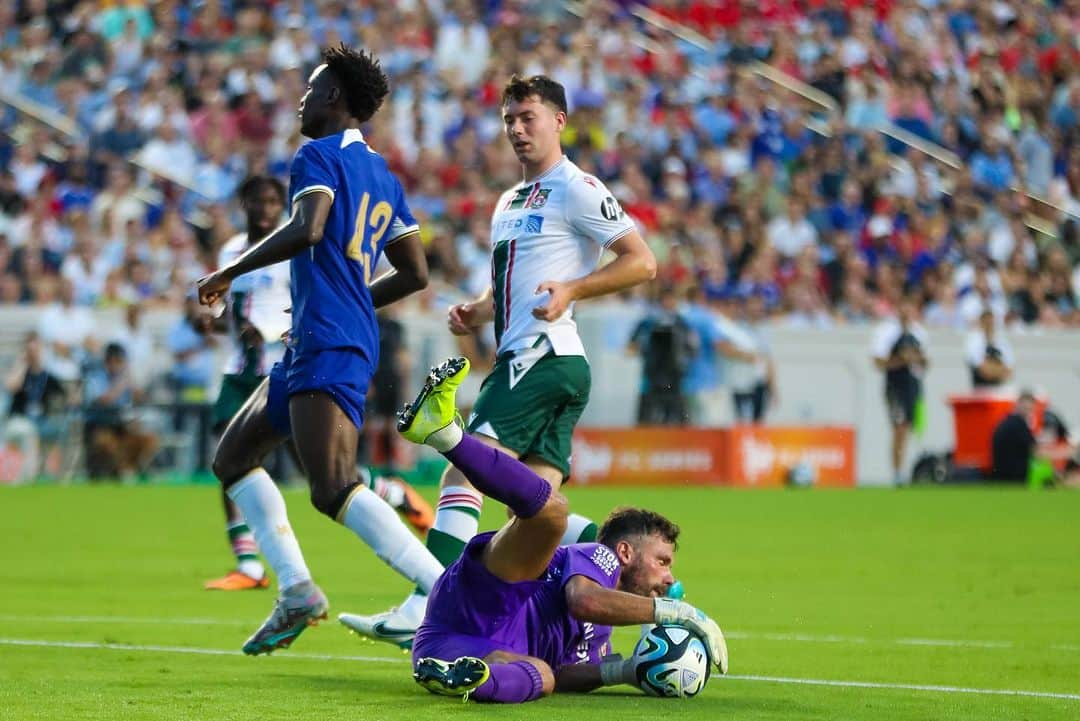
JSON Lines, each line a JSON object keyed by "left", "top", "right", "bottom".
{"left": 416, "top": 533, "right": 621, "bottom": 669}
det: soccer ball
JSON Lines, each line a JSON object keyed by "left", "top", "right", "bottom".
{"left": 632, "top": 625, "right": 710, "bottom": 698}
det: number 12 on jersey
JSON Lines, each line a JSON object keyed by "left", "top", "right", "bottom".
{"left": 346, "top": 191, "right": 393, "bottom": 284}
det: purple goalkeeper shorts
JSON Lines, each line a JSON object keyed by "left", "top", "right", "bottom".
{"left": 411, "top": 532, "right": 541, "bottom": 665}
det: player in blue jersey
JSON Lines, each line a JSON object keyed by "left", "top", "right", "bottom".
{"left": 395, "top": 358, "right": 727, "bottom": 703}
{"left": 196, "top": 44, "right": 445, "bottom": 655}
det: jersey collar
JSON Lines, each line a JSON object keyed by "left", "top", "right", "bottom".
{"left": 521, "top": 155, "right": 567, "bottom": 186}
{"left": 340, "top": 128, "right": 365, "bottom": 148}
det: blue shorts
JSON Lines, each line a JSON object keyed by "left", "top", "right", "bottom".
{"left": 267, "top": 347, "right": 373, "bottom": 436}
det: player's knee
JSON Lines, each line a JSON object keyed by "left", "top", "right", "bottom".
{"left": 308, "top": 483, "right": 338, "bottom": 518}
{"left": 536, "top": 489, "right": 569, "bottom": 535}
{"left": 308, "top": 478, "right": 359, "bottom": 519}
{"left": 212, "top": 452, "right": 247, "bottom": 489}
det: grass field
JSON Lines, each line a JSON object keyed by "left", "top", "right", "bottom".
{"left": 2, "top": 484, "right": 1079, "bottom": 721}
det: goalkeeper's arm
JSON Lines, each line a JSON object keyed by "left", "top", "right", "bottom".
{"left": 564, "top": 577, "right": 728, "bottom": 674}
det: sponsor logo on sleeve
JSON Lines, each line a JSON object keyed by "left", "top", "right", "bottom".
{"left": 600, "top": 196, "right": 624, "bottom": 221}
{"left": 589, "top": 546, "right": 619, "bottom": 576}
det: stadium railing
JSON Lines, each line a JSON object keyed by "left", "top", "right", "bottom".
{"left": 0, "top": 88, "right": 212, "bottom": 230}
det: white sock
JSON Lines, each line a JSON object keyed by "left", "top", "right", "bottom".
{"left": 561, "top": 513, "right": 598, "bottom": 545}
{"left": 396, "top": 590, "right": 429, "bottom": 625}
{"left": 432, "top": 484, "right": 482, "bottom": 547}
{"left": 226, "top": 468, "right": 311, "bottom": 592}
{"left": 237, "top": 559, "right": 265, "bottom": 580}
{"left": 426, "top": 422, "right": 463, "bottom": 452}
{"left": 338, "top": 486, "right": 443, "bottom": 593}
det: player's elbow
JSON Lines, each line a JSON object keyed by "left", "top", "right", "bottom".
{"left": 408, "top": 262, "right": 429, "bottom": 292}
{"left": 302, "top": 221, "right": 325, "bottom": 246}
{"left": 639, "top": 248, "right": 658, "bottom": 282}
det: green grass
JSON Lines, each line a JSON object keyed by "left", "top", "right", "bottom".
{"left": 2, "top": 485, "right": 1079, "bottom": 720}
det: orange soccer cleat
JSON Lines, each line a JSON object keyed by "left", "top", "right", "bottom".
{"left": 204, "top": 570, "right": 270, "bottom": 591}
{"left": 386, "top": 476, "right": 435, "bottom": 535}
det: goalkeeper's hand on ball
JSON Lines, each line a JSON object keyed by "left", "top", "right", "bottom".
{"left": 653, "top": 597, "right": 729, "bottom": 674}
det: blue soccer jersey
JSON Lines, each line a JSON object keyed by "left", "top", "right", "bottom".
{"left": 287, "top": 128, "right": 418, "bottom": 360}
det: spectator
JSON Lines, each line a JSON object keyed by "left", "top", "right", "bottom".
{"left": 37, "top": 278, "right": 95, "bottom": 382}
{"left": 135, "top": 121, "right": 198, "bottom": 186}
{"left": 167, "top": 295, "right": 217, "bottom": 403}
{"left": 719, "top": 294, "right": 776, "bottom": 424}
{"left": 82, "top": 342, "right": 157, "bottom": 480}
{"left": 766, "top": 198, "right": 818, "bottom": 259}
{"left": 628, "top": 285, "right": 697, "bottom": 426}
{"left": 966, "top": 309, "right": 1014, "bottom": 390}
{"left": 88, "top": 163, "right": 144, "bottom": 240}
{"left": 109, "top": 303, "right": 155, "bottom": 392}
{"left": 4, "top": 331, "right": 67, "bottom": 479}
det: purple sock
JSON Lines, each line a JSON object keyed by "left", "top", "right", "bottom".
{"left": 443, "top": 434, "right": 551, "bottom": 518}
{"left": 472, "top": 660, "right": 545, "bottom": 703}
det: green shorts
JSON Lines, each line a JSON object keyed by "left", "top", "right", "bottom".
{"left": 465, "top": 351, "right": 591, "bottom": 479}
{"left": 212, "top": 372, "right": 265, "bottom": 431}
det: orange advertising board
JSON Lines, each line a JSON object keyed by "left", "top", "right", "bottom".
{"left": 571, "top": 426, "right": 856, "bottom": 487}
{"left": 572, "top": 428, "right": 730, "bottom": 486}
{"left": 722, "top": 426, "right": 856, "bottom": 487}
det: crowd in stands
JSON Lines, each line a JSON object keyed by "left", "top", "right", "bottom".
{"left": 0, "top": 0, "right": 1077, "bottom": 346}
{"left": 1, "top": 1, "right": 1078, "bottom": 330}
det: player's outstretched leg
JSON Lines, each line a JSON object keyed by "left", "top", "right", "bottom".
{"left": 414, "top": 651, "right": 554, "bottom": 703}
{"left": 398, "top": 357, "right": 568, "bottom": 584}
{"left": 289, "top": 387, "right": 444, "bottom": 651}
{"left": 212, "top": 378, "right": 328, "bottom": 654}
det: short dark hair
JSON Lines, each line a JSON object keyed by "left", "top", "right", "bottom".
{"left": 238, "top": 175, "right": 286, "bottom": 207}
{"left": 322, "top": 43, "right": 389, "bottom": 123}
{"left": 104, "top": 342, "right": 127, "bottom": 362}
{"left": 501, "top": 74, "right": 568, "bottom": 115}
{"left": 598, "top": 507, "right": 680, "bottom": 551}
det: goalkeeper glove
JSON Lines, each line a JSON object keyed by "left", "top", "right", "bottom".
{"left": 653, "top": 597, "right": 729, "bottom": 674}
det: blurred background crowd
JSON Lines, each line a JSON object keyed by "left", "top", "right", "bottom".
{"left": 0, "top": 0, "right": 1077, "bottom": 479}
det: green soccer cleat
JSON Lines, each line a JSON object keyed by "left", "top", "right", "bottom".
{"left": 397, "top": 357, "right": 470, "bottom": 444}
{"left": 241, "top": 582, "right": 329, "bottom": 656}
{"left": 414, "top": 656, "right": 490, "bottom": 699}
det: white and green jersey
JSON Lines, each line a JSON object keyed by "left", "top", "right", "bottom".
{"left": 218, "top": 233, "right": 291, "bottom": 376}
{"left": 489, "top": 156, "right": 636, "bottom": 357}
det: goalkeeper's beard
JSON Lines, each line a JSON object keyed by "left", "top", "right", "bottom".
{"left": 618, "top": 562, "right": 666, "bottom": 598}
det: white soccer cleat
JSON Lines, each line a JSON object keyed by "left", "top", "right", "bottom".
{"left": 339, "top": 608, "right": 419, "bottom": 650}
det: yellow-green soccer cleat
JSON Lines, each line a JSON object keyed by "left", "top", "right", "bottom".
{"left": 396, "top": 357, "right": 470, "bottom": 444}
{"left": 413, "top": 656, "right": 490, "bottom": 699}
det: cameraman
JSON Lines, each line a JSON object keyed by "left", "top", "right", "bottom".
{"left": 628, "top": 285, "right": 698, "bottom": 425}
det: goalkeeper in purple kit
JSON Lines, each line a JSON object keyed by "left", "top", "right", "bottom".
{"left": 396, "top": 358, "right": 728, "bottom": 703}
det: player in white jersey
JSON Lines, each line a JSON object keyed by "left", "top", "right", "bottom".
{"left": 204, "top": 176, "right": 434, "bottom": 591}
{"left": 341, "top": 74, "right": 656, "bottom": 646}
{"left": 204, "top": 176, "right": 291, "bottom": 590}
